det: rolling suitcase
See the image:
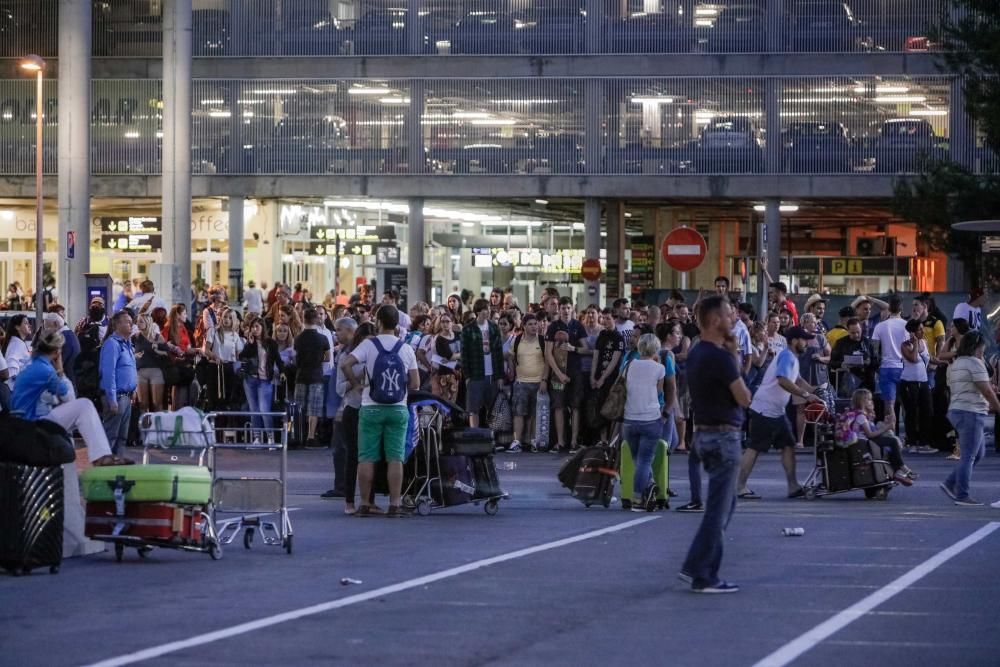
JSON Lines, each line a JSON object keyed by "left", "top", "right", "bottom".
{"left": 566, "top": 444, "right": 618, "bottom": 508}
{"left": 619, "top": 439, "right": 669, "bottom": 508}
{"left": 823, "top": 448, "right": 853, "bottom": 492}
{"left": 445, "top": 428, "right": 495, "bottom": 456}
{"left": 85, "top": 502, "right": 203, "bottom": 542}
{"left": 848, "top": 441, "right": 893, "bottom": 488}
{"left": 470, "top": 456, "right": 503, "bottom": 499}
{"left": 80, "top": 464, "right": 212, "bottom": 505}
{"left": 0, "top": 463, "right": 64, "bottom": 575}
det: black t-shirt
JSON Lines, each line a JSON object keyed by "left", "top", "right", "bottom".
{"left": 595, "top": 329, "right": 625, "bottom": 379}
{"left": 293, "top": 329, "right": 330, "bottom": 385}
{"left": 682, "top": 321, "right": 700, "bottom": 341}
{"left": 686, "top": 340, "right": 744, "bottom": 428}
{"left": 545, "top": 318, "right": 588, "bottom": 374}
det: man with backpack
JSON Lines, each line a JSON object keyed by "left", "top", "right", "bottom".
{"left": 74, "top": 297, "right": 109, "bottom": 405}
{"left": 509, "top": 313, "right": 548, "bottom": 452}
{"left": 340, "top": 305, "right": 419, "bottom": 518}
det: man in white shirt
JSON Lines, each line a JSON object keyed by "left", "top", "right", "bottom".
{"left": 953, "top": 288, "right": 985, "bottom": 331}
{"left": 871, "top": 295, "right": 908, "bottom": 427}
{"left": 340, "top": 305, "right": 419, "bottom": 518}
{"left": 737, "top": 326, "right": 821, "bottom": 499}
{"left": 244, "top": 281, "right": 264, "bottom": 315}
{"left": 125, "top": 279, "right": 168, "bottom": 316}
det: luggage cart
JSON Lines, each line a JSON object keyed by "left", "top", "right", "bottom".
{"left": 208, "top": 410, "right": 293, "bottom": 554}
{"left": 85, "top": 411, "right": 222, "bottom": 562}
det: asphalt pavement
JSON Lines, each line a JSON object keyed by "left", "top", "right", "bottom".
{"left": 2, "top": 446, "right": 999, "bottom": 667}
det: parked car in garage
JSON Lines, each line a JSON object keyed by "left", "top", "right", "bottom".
{"left": 695, "top": 116, "right": 765, "bottom": 173}
{"left": 873, "top": 118, "right": 945, "bottom": 173}
{"left": 784, "top": 121, "right": 857, "bottom": 173}
{"left": 786, "top": 0, "right": 868, "bottom": 52}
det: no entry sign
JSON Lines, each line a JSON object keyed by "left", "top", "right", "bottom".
{"left": 662, "top": 227, "right": 707, "bottom": 272}
{"left": 580, "top": 258, "right": 602, "bottom": 282}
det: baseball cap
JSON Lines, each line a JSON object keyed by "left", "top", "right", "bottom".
{"left": 785, "top": 326, "right": 815, "bottom": 342}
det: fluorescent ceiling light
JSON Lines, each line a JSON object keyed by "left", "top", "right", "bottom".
{"left": 251, "top": 89, "right": 296, "bottom": 95}
{"left": 208, "top": 110, "right": 231, "bottom": 118}
{"left": 874, "top": 95, "right": 927, "bottom": 103}
{"left": 535, "top": 199, "right": 549, "bottom": 205}
{"left": 492, "top": 99, "right": 559, "bottom": 104}
{"left": 631, "top": 96, "right": 674, "bottom": 104}
{"left": 753, "top": 204, "right": 799, "bottom": 213}
{"left": 199, "top": 99, "right": 223, "bottom": 105}
{"left": 379, "top": 97, "right": 410, "bottom": 104}
{"left": 453, "top": 112, "right": 492, "bottom": 119}
{"left": 469, "top": 118, "right": 517, "bottom": 126}
{"left": 910, "top": 109, "right": 948, "bottom": 116}
{"left": 348, "top": 86, "right": 392, "bottom": 96}
{"left": 853, "top": 85, "right": 910, "bottom": 94}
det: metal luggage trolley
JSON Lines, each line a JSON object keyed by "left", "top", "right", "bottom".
{"left": 92, "top": 412, "right": 223, "bottom": 562}
{"left": 208, "top": 411, "right": 294, "bottom": 554}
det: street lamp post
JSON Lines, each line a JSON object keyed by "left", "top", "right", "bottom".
{"left": 21, "top": 54, "right": 45, "bottom": 327}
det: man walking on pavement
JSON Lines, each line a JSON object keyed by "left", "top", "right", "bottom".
{"left": 680, "top": 295, "right": 751, "bottom": 594}
{"left": 99, "top": 310, "right": 138, "bottom": 456}
{"left": 736, "top": 326, "right": 821, "bottom": 500}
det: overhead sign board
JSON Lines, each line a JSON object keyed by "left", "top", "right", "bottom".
{"left": 100, "top": 216, "right": 162, "bottom": 234}
{"left": 103, "top": 233, "right": 162, "bottom": 252}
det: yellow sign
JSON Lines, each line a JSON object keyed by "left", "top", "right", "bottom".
{"left": 830, "top": 259, "right": 864, "bottom": 275}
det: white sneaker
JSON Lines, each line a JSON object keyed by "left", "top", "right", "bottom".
{"left": 508, "top": 441, "right": 522, "bottom": 453}
{"left": 990, "top": 500, "right": 1000, "bottom": 509}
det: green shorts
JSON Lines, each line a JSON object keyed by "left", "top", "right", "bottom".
{"left": 358, "top": 405, "right": 410, "bottom": 463}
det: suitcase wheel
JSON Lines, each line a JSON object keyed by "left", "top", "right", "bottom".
{"left": 804, "top": 487, "right": 817, "bottom": 501}
{"left": 283, "top": 535, "right": 293, "bottom": 555}
{"left": 209, "top": 539, "right": 223, "bottom": 560}
{"left": 484, "top": 500, "right": 499, "bottom": 516}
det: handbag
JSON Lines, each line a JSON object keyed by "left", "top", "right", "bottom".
{"left": 488, "top": 385, "right": 513, "bottom": 433}
{"left": 600, "top": 360, "right": 632, "bottom": 422}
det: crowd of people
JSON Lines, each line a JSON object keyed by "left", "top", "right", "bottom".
{"left": 1, "top": 273, "right": 999, "bottom": 587}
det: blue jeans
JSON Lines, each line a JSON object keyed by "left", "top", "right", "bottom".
{"left": 102, "top": 395, "right": 132, "bottom": 456}
{"left": 623, "top": 418, "right": 663, "bottom": 498}
{"left": 945, "top": 409, "right": 988, "bottom": 500}
{"left": 681, "top": 431, "right": 741, "bottom": 588}
{"left": 243, "top": 377, "right": 275, "bottom": 432}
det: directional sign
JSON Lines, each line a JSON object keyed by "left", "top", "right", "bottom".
{"left": 103, "top": 233, "right": 162, "bottom": 252}
{"left": 662, "top": 226, "right": 707, "bottom": 272}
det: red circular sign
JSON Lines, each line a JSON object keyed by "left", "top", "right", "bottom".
{"left": 580, "top": 258, "right": 602, "bottom": 282}
{"left": 662, "top": 227, "right": 707, "bottom": 272}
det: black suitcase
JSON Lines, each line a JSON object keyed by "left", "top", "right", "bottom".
{"left": 823, "top": 448, "right": 853, "bottom": 492}
{"left": 0, "top": 463, "right": 64, "bottom": 575}
{"left": 444, "top": 428, "right": 494, "bottom": 456}
{"left": 566, "top": 445, "right": 618, "bottom": 508}
{"left": 470, "top": 456, "right": 502, "bottom": 499}
{"left": 849, "top": 441, "right": 893, "bottom": 488}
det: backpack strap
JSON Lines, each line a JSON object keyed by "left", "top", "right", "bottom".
{"left": 371, "top": 337, "right": 386, "bottom": 355}
{"left": 390, "top": 340, "right": 404, "bottom": 355}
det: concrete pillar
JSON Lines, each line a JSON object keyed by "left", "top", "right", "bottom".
{"left": 606, "top": 201, "right": 626, "bottom": 300}
{"left": 760, "top": 198, "right": 781, "bottom": 318}
{"left": 162, "top": 0, "right": 193, "bottom": 305}
{"left": 765, "top": 0, "right": 784, "bottom": 52}
{"left": 407, "top": 0, "right": 423, "bottom": 54}
{"left": 583, "top": 198, "right": 602, "bottom": 303}
{"left": 407, "top": 197, "right": 426, "bottom": 305}
{"left": 584, "top": 80, "right": 603, "bottom": 174}
{"left": 584, "top": 0, "right": 603, "bottom": 52}
{"left": 57, "top": 0, "right": 91, "bottom": 326}
{"left": 950, "top": 78, "right": 973, "bottom": 170}
{"left": 765, "top": 78, "right": 782, "bottom": 174}
{"left": 408, "top": 80, "right": 425, "bottom": 173}
{"left": 228, "top": 197, "right": 244, "bottom": 308}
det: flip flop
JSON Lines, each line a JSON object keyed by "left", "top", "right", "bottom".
{"left": 787, "top": 488, "right": 806, "bottom": 499}
{"left": 738, "top": 491, "right": 761, "bottom": 500}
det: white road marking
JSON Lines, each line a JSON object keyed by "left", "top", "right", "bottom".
{"left": 83, "top": 515, "right": 659, "bottom": 667}
{"left": 752, "top": 521, "right": 1000, "bottom": 667}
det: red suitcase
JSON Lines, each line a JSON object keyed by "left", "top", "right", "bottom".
{"left": 85, "top": 502, "right": 203, "bottom": 543}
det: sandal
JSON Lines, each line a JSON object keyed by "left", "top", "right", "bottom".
{"left": 386, "top": 505, "right": 410, "bottom": 518}
{"left": 738, "top": 490, "right": 761, "bottom": 500}
{"left": 354, "top": 505, "right": 375, "bottom": 517}
{"left": 92, "top": 455, "right": 135, "bottom": 467}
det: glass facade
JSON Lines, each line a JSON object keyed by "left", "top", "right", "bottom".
{"left": 0, "top": 75, "right": 971, "bottom": 176}
{"left": 4, "top": 0, "right": 950, "bottom": 57}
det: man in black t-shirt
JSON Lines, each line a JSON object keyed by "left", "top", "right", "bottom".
{"left": 679, "top": 296, "right": 752, "bottom": 594}
{"left": 544, "top": 297, "right": 589, "bottom": 452}
{"left": 294, "top": 309, "right": 332, "bottom": 448}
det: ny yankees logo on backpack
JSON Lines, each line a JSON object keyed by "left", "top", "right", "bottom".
{"left": 369, "top": 338, "right": 407, "bottom": 404}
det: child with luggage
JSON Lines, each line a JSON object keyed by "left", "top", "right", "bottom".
{"left": 836, "top": 389, "right": 917, "bottom": 486}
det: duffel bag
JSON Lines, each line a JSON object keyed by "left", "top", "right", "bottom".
{"left": 141, "top": 407, "right": 214, "bottom": 448}
{"left": 0, "top": 414, "right": 75, "bottom": 466}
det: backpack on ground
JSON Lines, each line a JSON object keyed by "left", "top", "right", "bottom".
{"left": 368, "top": 338, "right": 407, "bottom": 404}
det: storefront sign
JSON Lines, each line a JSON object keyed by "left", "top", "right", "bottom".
{"left": 102, "top": 233, "right": 162, "bottom": 252}
{"left": 99, "top": 216, "right": 162, "bottom": 234}
{"left": 472, "top": 247, "right": 591, "bottom": 273}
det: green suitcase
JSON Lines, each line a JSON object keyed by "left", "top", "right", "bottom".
{"left": 619, "top": 439, "right": 669, "bottom": 506}
{"left": 80, "top": 465, "right": 212, "bottom": 505}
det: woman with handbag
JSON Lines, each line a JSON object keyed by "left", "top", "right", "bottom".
{"left": 202, "top": 307, "right": 244, "bottom": 412}
{"left": 239, "top": 319, "right": 283, "bottom": 444}
{"left": 162, "top": 304, "right": 199, "bottom": 409}
{"left": 621, "top": 333, "right": 666, "bottom": 511}
{"left": 132, "top": 313, "right": 173, "bottom": 413}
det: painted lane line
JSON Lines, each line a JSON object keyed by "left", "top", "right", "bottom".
{"left": 83, "top": 515, "right": 660, "bottom": 667}
{"left": 752, "top": 521, "right": 1000, "bottom": 667}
